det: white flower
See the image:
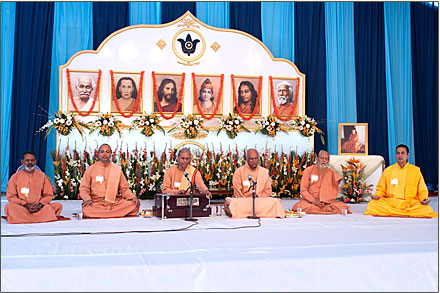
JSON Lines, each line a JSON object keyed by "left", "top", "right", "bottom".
{"left": 306, "top": 124, "right": 310, "bottom": 128}
{"left": 109, "top": 117, "right": 114, "bottom": 122}
{"left": 194, "top": 120, "right": 199, "bottom": 125}
{"left": 300, "top": 120, "right": 305, "bottom": 125}
{"left": 63, "top": 195, "right": 69, "bottom": 199}
{"left": 150, "top": 118, "right": 155, "bottom": 123}
{"left": 196, "top": 125, "right": 201, "bottom": 130}
{"left": 103, "top": 120, "right": 108, "bottom": 125}
{"left": 234, "top": 119, "right": 240, "bottom": 125}
{"left": 95, "top": 121, "right": 102, "bottom": 127}
{"left": 47, "top": 121, "right": 53, "bottom": 127}
{"left": 299, "top": 126, "right": 303, "bottom": 130}
{"left": 271, "top": 122, "right": 275, "bottom": 127}
{"left": 226, "top": 125, "right": 233, "bottom": 131}
{"left": 228, "top": 120, "right": 233, "bottom": 125}
{"left": 108, "top": 121, "right": 114, "bottom": 127}
{"left": 53, "top": 118, "right": 60, "bottom": 124}
{"left": 66, "top": 120, "right": 72, "bottom": 126}
{"left": 66, "top": 115, "right": 72, "bottom": 120}
{"left": 57, "top": 179, "right": 63, "bottom": 187}
{"left": 140, "top": 120, "right": 145, "bottom": 126}
{"left": 60, "top": 119, "right": 65, "bottom": 124}
{"left": 267, "top": 126, "right": 273, "bottom": 131}
{"left": 182, "top": 122, "right": 189, "bottom": 128}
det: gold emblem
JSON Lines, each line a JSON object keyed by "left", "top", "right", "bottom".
{"left": 210, "top": 41, "right": 221, "bottom": 52}
{"left": 156, "top": 39, "right": 167, "bottom": 50}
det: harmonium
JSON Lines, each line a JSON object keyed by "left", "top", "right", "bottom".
{"left": 152, "top": 193, "right": 211, "bottom": 219}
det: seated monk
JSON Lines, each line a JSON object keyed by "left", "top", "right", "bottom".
{"left": 79, "top": 144, "right": 140, "bottom": 218}
{"left": 225, "top": 148, "right": 285, "bottom": 218}
{"left": 364, "top": 144, "right": 437, "bottom": 218}
{"left": 293, "top": 150, "right": 350, "bottom": 214}
{"left": 4, "top": 151, "right": 63, "bottom": 224}
{"left": 162, "top": 148, "right": 211, "bottom": 197}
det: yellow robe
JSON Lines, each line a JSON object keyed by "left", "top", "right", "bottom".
{"left": 364, "top": 163, "right": 437, "bottom": 218}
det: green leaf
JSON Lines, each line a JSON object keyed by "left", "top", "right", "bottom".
{"left": 157, "top": 125, "right": 166, "bottom": 135}
{"left": 320, "top": 134, "right": 325, "bottom": 145}
{"left": 216, "top": 128, "right": 222, "bottom": 136}
{"left": 242, "top": 126, "right": 251, "bottom": 133}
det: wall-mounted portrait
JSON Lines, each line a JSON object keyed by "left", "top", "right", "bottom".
{"left": 192, "top": 74, "right": 223, "bottom": 119}
{"left": 269, "top": 77, "right": 299, "bottom": 120}
{"left": 67, "top": 70, "right": 100, "bottom": 114}
{"left": 152, "top": 72, "right": 184, "bottom": 117}
{"left": 231, "top": 75, "right": 262, "bottom": 119}
{"left": 338, "top": 123, "right": 368, "bottom": 155}
{"left": 110, "top": 71, "right": 143, "bottom": 115}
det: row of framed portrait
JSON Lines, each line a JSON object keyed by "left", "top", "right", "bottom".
{"left": 66, "top": 70, "right": 301, "bottom": 119}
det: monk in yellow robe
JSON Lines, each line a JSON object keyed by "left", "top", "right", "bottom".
{"left": 293, "top": 150, "right": 350, "bottom": 214}
{"left": 162, "top": 148, "right": 211, "bottom": 196}
{"left": 365, "top": 144, "right": 437, "bottom": 218}
{"left": 79, "top": 144, "right": 140, "bottom": 218}
{"left": 5, "top": 151, "right": 63, "bottom": 224}
{"left": 225, "top": 149, "right": 285, "bottom": 218}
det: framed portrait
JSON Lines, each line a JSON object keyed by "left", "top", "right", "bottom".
{"left": 338, "top": 123, "right": 368, "bottom": 155}
{"left": 269, "top": 76, "right": 300, "bottom": 120}
{"left": 66, "top": 70, "right": 100, "bottom": 114}
{"left": 192, "top": 74, "right": 223, "bottom": 119}
{"left": 152, "top": 72, "right": 184, "bottom": 117}
{"left": 110, "top": 71, "right": 143, "bottom": 115}
{"left": 231, "top": 75, "right": 262, "bottom": 119}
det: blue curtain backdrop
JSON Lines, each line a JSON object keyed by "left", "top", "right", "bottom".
{"left": 383, "top": 2, "right": 415, "bottom": 165}
{"left": 294, "top": 2, "right": 328, "bottom": 152}
{"left": 324, "top": 2, "right": 358, "bottom": 154}
{"left": 410, "top": 2, "right": 439, "bottom": 187}
{"left": 161, "top": 2, "right": 196, "bottom": 24}
{"left": 45, "top": 2, "right": 94, "bottom": 181}
{"left": 9, "top": 2, "right": 55, "bottom": 177}
{"left": 261, "top": 2, "right": 295, "bottom": 61}
{"left": 196, "top": 2, "right": 230, "bottom": 29}
{"left": 2, "top": 2, "right": 438, "bottom": 192}
{"left": 230, "top": 2, "right": 262, "bottom": 41}
{"left": 93, "top": 2, "right": 129, "bottom": 50}
{"left": 353, "top": 2, "right": 390, "bottom": 166}
{"left": 1, "top": 2, "right": 16, "bottom": 191}
{"left": 129, "top": 2, "right": 161, "bottom": 25}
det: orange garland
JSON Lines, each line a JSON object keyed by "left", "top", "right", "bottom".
{"left": 110, "top": 70, "right": 144, "bottom": 118}
{"left": 152, "top": 71, "right": 185, "bottom": 120}
{"left": 231, "top": 74, "right": 262, "bottom": 121}
{"left": 193, "top": 73, "right": 224, "bottom": 120}
{"left": 67, "top": 69, "right": 101, "bottom": 117}
{"left": 269, "top": 76, "right": 300, "bottom": 122}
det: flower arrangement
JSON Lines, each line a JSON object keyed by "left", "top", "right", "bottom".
{"left": 88, "top": 113, "right": 122, "bottom": 137}
{"left": 37, "top": 111, "right": 87, "bottom": 138}
{"left": 290, "top": 115, "right": 325, "bottom": 144}
{"left": 339, "top": 157, "right": 373, "bottom": 203}
{"left": 168, "top": 114, "right": 208, "bottom": 139}
{"left": 255, "top": 115, "right": 287, "bottom": 137}
{"left": 129, "top": 113, "right": 165, "bottom": 137}
{"left": 217, "top": 113, "right": 250, "bottom": 139}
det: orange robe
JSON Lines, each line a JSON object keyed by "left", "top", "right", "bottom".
{"left": 232, "top": 165, "right": 272, "bottom": 198}
{"left": 273, "top": 102, "right": 298, "bottom": 117}
{"left": 342, "top": 133, "right": 362, "bottom": 153}
{"left": 162, "top": 165, "right": 208, "bottom": 194}
{"left": 5, "top": 170, "right": 62, "bottom": 224}
{"left": 293, "top": 165, "right": 350, "bottom": 214}
{"left": 79, "top": 162, "right": 139, "bottom": 218}
{"left": 364, "top": 163, "right": 438, "bottom": 218}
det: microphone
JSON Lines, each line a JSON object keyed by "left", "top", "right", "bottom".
{"left": 248, "top": 174, "right": 252, "bottom": 182}
{"left": 183, "top": 171, "right": 195, "bottom": 189}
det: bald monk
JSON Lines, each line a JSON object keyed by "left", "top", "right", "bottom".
{"left": 5, "top": 151, "right": 63, "bottom": 224}
{"left": 79, "top": 144, "right": 140, "bottom": 218}
{"left": 162, "top": 148, "right": 211, "bottom": 197}
{"left": 225, "top": 148, "right": 284, "bottom": 218}
{"left": 364, "top": 144, "right": 437, "bottom": 218}
{"left": 293, "top": 150, "right": 350, "bottom": 214}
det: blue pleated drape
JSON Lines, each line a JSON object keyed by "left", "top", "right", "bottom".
{"left": 93, "top": 2, "right": 129, "bottom": 50}
{"left": 410, "top": 2, "right": 438, "bottom": 188}
{"left": 230, "top": 2, "right": 262, "bottom": 41}
{"left": 294, "top": 2, "right": 327, "bottom": 152}
{"left": 1, "top": 2, "right": 16, "bottom": 192}
{"left": 9, "top": 2, "right": 54, "bottom": 177}
{"left": 384, "top": 2, "right": 415, "bottom": 164}
{"left": 161, "top": 2, "right": 196, "bottom": 24}
{"left": 324, "top": 2, "right": 357, "bottom": 155}
{"left": 353, "top": 2, "right": 390, "bottom": 165}
{"left": 45, "top": 2, "right": 94, "bottom": 180}
{"left": 261, "top": 2, "right": 295, "bottom": 61}
{"left": 129, "top": 2, "right": 161, "bottom": 25}
{"left": 196, "top": 2, "right": 229, "bottom": 29}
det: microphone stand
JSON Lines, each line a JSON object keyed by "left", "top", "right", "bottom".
{"left": 184, "top": 173, "right": 197, "bottom": 222}
{"left": 247, "top": 179, "right": 260, "bottom": 219}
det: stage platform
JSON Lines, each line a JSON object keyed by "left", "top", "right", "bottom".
{"left": 1, "top": 197, "right": 438, "bottom": 292}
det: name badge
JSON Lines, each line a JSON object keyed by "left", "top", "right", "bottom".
{"left": 96, "top": 176, "right": 104, "bottom": 184}
{"left": 174, "top": 182, "right": 181, "bottom": 188}
{"left": 243, "top": 180, "right": 251, "bottom": 187}
{"left": 391, "top": 178, "right": 398, "bottom": 185}
{"left": 311, "top": 175, "right": 319, "bottom": 182}
{"left": 21, "top": 187, "right": 30, "bottom": 196}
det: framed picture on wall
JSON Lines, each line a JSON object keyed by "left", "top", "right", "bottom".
{"left": 192, "top": 74, "right": 224, "bottom": 119}
{"left": 231, "top": 75, "right": 262, "bottom": 119}
{"left": 66, "top": 70, "right": 101, "bottom": 115}
{"left": 110, "top": 71, "right": 144, "bottom": 115}
{"left": 269, "top": 76, "right": 300, "bottom": 121}
{"left": 152, "top": 72, "right": 184, "bottom": 118}
{"left": 338, "top": 123, "right": 368, "bottom": 155}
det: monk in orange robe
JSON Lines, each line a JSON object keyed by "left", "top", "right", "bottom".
{"left": 162, "top": 148, "right": 211, "bottom": 196}
{"left": 293, "top": 150, "right": 350, "bottom": 214}
{"left": 342, "top": 129, "right": 362, "bottom": 153}
{"left": 364, "top": 144, "right": 437, "bottom": 218}
{"left": 5, "top": 151, "right": 63, "bottom": 224}
{"left": 225, "top": 149, "right": 285, "bottom": 218}
{"left": 79, "top": 144, "right": 140, "bottom": 218}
